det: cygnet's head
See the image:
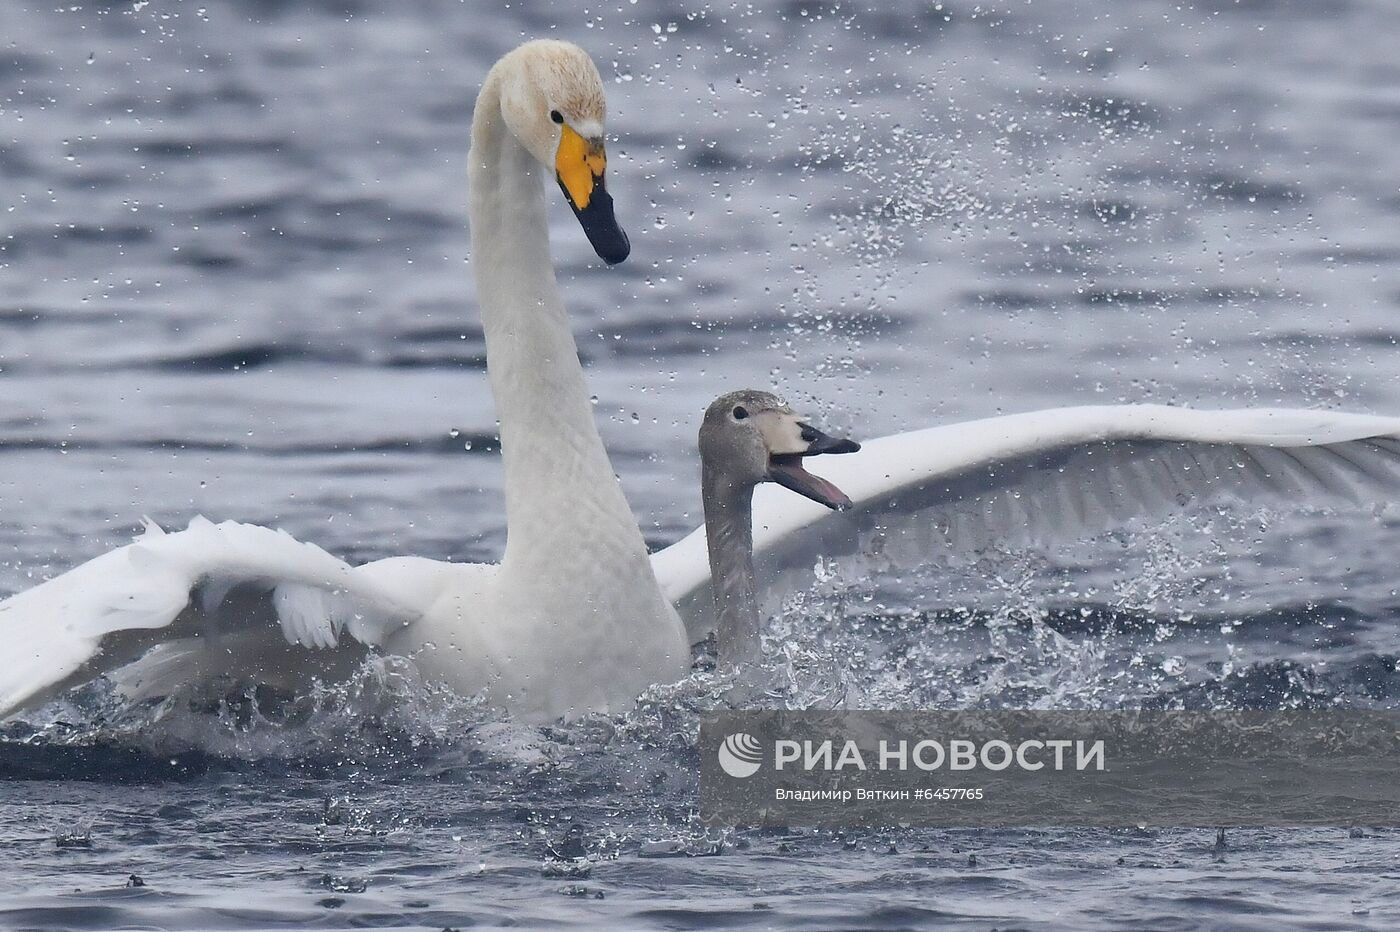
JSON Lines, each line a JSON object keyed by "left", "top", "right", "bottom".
{"left": 699, "top": 390, "right": 860, "bottom": 510}
{"left": 490, "top": 40, "right": 629, "bottom": 264}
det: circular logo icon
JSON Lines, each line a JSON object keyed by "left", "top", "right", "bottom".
{"left": 718, "top": 732, "right": 763, "bottom": 779}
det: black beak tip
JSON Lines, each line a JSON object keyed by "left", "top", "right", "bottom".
{"left": 808, "top": 437, "right": 861, "bottom": 456}
{"left": 562, "top": 176, "right": 631, "bottom": 266}
{"left": 597, "top": 229, "right": 630, "bottom": 265}
{"left": 799, "top": 423, "right": 860, "bottom": 456}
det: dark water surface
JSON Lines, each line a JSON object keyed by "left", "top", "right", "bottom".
{"left": 4, "top": 0, "right": 1400, "bottom": 927}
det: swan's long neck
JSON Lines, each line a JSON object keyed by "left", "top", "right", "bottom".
{"left": 467, "top": 73, "right": 647, "bottom": 575}
{"left": 702, "top": 468, "right": 761, "bottom": 664}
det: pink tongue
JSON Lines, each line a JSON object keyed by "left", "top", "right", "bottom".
{"left": 777, "top": 462, "right": 852, "bottom": 509}
{"left": 806, "top": 469, "right": 851, "bottom": 508}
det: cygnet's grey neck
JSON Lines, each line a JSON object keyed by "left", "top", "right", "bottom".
{"left": 702, "top": 463, "right": 761, "bottom": 665}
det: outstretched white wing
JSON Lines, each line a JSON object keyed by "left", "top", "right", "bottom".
{"left": 653, "top": 404, "right": 1400, "bottom": 642}
{"left": 0, "top": 517, "right": 423, "bottom": 717}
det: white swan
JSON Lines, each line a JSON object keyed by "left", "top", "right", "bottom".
{"left": 0, "top": 40, "right": 688, "bottom": 722}
{"left": 7, "top": 41, "right": 1400, "bottom": 724}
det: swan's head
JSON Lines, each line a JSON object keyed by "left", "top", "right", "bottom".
{"left": 700, "top": 390, "right": 861, "bottom": 510}
{"left": 493, "top": 40, "right": 629, "bottom": 264}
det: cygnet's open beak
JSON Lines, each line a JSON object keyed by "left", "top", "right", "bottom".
{"left": 768, "top": 423, "right": 861, "bottom": 511}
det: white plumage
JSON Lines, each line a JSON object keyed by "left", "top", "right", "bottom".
{"left": 0, "top": 516, "right": 417, "bottom": 714}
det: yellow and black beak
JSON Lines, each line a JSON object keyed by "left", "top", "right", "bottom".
{"left": 555, "top": 124, "right": 630, "bottom": 265}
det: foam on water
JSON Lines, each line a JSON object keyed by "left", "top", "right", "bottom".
{"left": 5, "top": 571, "right": 1400, "bottom": 926}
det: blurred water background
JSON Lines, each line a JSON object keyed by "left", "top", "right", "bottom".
{"left": 4, "top": 0, "right": 1400, "bottom": 927}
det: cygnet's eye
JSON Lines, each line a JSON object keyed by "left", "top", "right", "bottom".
{"left": 550, "top": 110, "right": 564, "bottom": 124}
{"left": 732, "top": 406, "right": 749, "bottom": 421}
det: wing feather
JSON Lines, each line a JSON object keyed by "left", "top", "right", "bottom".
{"left": 654, "top": 404, "right": 1400, "bottom": 643}
{"left": 0, "top": 518, "right": 421, "bottom": 717}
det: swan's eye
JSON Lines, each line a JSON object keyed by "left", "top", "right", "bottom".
{"left": 732, "top": 406, "right": 749, "bottom": 421}
{"left": 550, "top": 110, "right": 564, "bottom": 125}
